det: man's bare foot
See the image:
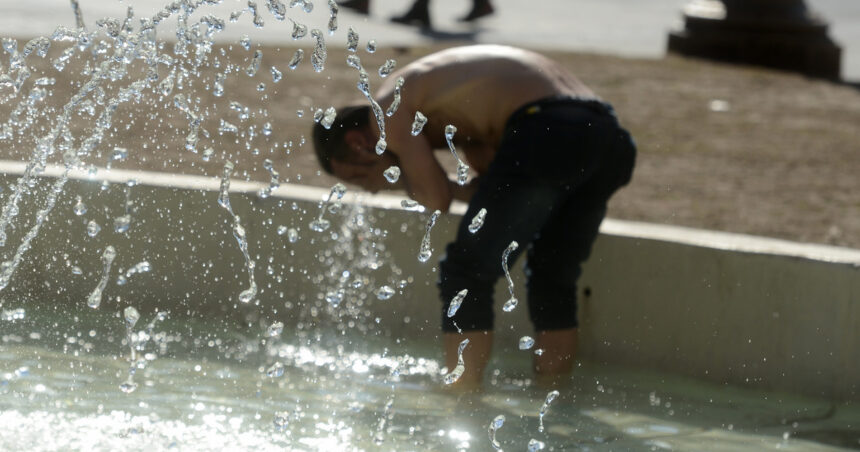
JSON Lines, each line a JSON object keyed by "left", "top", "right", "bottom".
{"left": 533, "top": 328, "right": 577, "bottom": 376}
{"left": 458, "top": 0, "right": 494, "bottom": 22}
{"left": 443, "top": 331, "right": 492, "bottom": 390}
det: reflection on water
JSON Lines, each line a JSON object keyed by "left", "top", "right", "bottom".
{"left": 1, "top": 307, "right": 855, "bottom": 451}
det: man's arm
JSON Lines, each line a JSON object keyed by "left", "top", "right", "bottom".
{"left": 385, "top": 114, "right": 454, "bottom": 212}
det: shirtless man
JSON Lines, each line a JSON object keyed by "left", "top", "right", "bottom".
{"left": 312, "top": 45, "right": 636, "bottom": 387}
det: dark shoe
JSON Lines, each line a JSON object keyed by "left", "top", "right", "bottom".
{"left": 339, "top": 0, "right": 369, "bottom": 14}
{"left": 458, "top": 1, "right": 493, "bottom": 22}
{"left": 390, "top": 2, "right": 431, "bottom": 28}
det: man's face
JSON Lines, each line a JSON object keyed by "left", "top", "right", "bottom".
{"left": 330, "top": 143, "right": 398, "bottom": 194}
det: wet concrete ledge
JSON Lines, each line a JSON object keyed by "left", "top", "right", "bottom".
{"left": 0, "top": 160, "right": 858, "bottom": 402}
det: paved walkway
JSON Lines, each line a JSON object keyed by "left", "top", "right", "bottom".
{"left": 1, "top": 0, "right": 857, "bottom": 80}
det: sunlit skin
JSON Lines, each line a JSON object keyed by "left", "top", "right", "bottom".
{"left": 328, "top": 45, "right": 595, "bottom": 388}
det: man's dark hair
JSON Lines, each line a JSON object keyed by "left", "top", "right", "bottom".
{"left": 312, "top": 105, "right": 371, "bottom": 174}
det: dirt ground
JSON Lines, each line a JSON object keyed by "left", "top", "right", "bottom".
{"left": 1, "top": 42, "right": 858, "bottom": 249}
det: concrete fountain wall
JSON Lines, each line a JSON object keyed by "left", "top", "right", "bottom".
{"left": 1, "top": 161, "right": 858, "bottom": 401}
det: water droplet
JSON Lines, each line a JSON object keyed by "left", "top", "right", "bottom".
{"left": 309, "top": 219, "right": 330, "bottom": 232}
{"left": 266, "top": 361, "right": 285, "bottom": 377}
{"left": 325, "top": 288, "right": 344, "bottom": 306}
{"left": 270, "top": 66, "right": 282, "bottom": 83}
{"left": 376, "top": 285, "right": 395, "bottom": 300}
{"left": 386, "top": 77, "right": 405, "bottom": 117}
{"left": 383, "top": 166, "right": 400, "bottom": 183}
{"left": 518, "top": 336, "right": 534, "bottom": 350}
{"left": 378, "top": 59, "right": 396, "bottom": 78}
{"left": 239, "top": 281, "right": 258, "bottom": 303}
{"left": 347, "top": 27, "right": 359, "bottom": 52}
{"left": 447, "top": 289, "right": 468, "bottom": 318}
{"left": 287, "top": 228, "right": 299, "bottom": 243}
{"left": 246, "top": 50, "right": 263, "bottom": 77}
{"left": 266, "top": 321, "right": 284, "bottom": 337}
{"left": 123, "top": 306, "right": 140, "bottom": 327}
{"left": 320, "top": 107, "right": 336, "bottom": 129}
{"left": 273, "top": 411, "right": 290, "bottom": 431}
{"left": 202, "top": 148, "right": 215, "bottom": 161}
{"left": 400, "top": 200, "right": 423, "bottom": 211}
{"left": 528, "top": 439, "right": 546, "bottom": 451}
{"left": 327, "top": 0, "right": 339, "bottom": 34}
{"left": 111, "top": 147, "right": 128, "bottom": 161}
{"left": 87, "top": 246, "right": 117, "bottom": 309}
{"left": 501, "top": 241, "right": 519, "bottom": 312}
{"left": 366, "top": 39, "right": 377, "bottom": 53}
{"left": 418, "top": 210, "right": 441, "bottom": 262}
{"left": 375, "top": 138, "right": 387, "bottom": 155}
{"left": 443, "top": 338, "right": 469, "bottom": 385}
{"left": 310, "top": 29, "right": 326, "bottom": 73}
{"left": 468, "top": 208, "right": 487, "bottom": 234}
{"left": 73, "top": 196, "right": 87, "bottom": 215}
{"left": 488, "top": 414, "right": 505, "bottom": 450}
{"left": 262, "top": 122, "right": 273, "bottom": 136}
{"left": 411, "top": 111, "right": 427, "bottom": 136}
{"left": 277, "top": 225, "right": 288, "bottom": 235}
{"left": 288, "top": 49, "right": 304, "bottom": 70}
{"left": 240, "top": 35, "right": 252, "bottom": 50}
{"left": 114, "top": 214, "right": 131, "bottom": 233}
{"left": 289, "top": 19, "right": 307, "bottom": 39}
{"left": 538, "top": 390, "right": 560, "bottom": 432}
{"left": 119, "top": 381, "right": 138, "bottom": 393}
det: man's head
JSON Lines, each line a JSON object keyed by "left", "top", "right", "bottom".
{"left": 312, "top": 105, "right": 397, "bottom": 193}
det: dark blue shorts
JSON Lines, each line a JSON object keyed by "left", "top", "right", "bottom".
{"left": 438, "top": 96, "right": 636, "bottom": 332}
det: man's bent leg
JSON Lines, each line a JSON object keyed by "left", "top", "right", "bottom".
{"left": 444, "top": 331, "right": 493, "bottom": 390}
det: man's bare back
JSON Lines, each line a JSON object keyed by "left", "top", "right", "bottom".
{"left": 376, "top": 45, "right": 595, "bottom": 174}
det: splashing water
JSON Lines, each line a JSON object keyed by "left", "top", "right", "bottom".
{"left": 350, "top": 60, "right": 388, "bottom": 154}
{"left": 378, "top": 59, "right": 396, "bottom": 78}
{"left": 444, "top": 125, "right": 470, "bottom": 186}
{"left": 447, "top": 289, "right": 468, "bottom": 318}
{"left": 411, "top": 111, "right": 427, "bottom": 136}
{"left": 288, "top": 49, "right": 304, "bottom": 70}
{"left": 87, "top": 246, "right": 117, "bottom": 309}
{"left": 468, "top": 208, "right": 487, "bottom": 234}
{"left": 117, "top": 261, "right": 152, "bottom": 286}
{"left": 418, "top": 210, "right": 441, "bottom": 263}
{"left": 376, "top": 285, "right": 395, "bottom": 300}
{"left": 366, "top": 39, "right": 377, "bottom": 53}
{"left": 266, "top": 321, "right": 284, "bottom": 337}
{"left": 73, "top": 196, "right": 87, "bottom": 215}
{"left": 290, "top": 19, "right": 308, "bottom": 40}
{"left": 383, "top": 166, "right": 400, "bottom": 183}
{"left": 266, "top": 361, "right": 285, "bottom": 377}
{"left": 528, "top": 439, "right": 546, "bottom": 451}
{"left": 310, "top": 29, "right": 326, "bottom": 72}
{"left": 443, "top": 338, "right": 469, "bottom": 385}
{"left": 488, "top": 414, "right": 505, "bottom": 451}
{"left": 258, "top": 159, "right": 280, "bottom": 198}
{"left": 246, "top": 50, "right": 263, "bottom": 77}
{"left": 270, "top": 66, "right": 282, "bottom": 82}
{"left": 518, "top": 336, "right": 535, "bottom": 350}
{"left": 320, "top": 106, "right": 337, "bottom": 129}
{"left": 400, "top": 199, "right": 424, "bottom": 211}
{"left": 86, "top": 220, "right": 101, "bottom": 238}
{"left": 217, "top": 162, "right": 257, "bottom": 304}
{"left": 327, "top": 0, "right": 339, "bottom": 34}
{"left": 310, "top": 183, "right": 347, "bottom": 232}
{"left": 538, "top": 390, "right": 560, "bottom": 433}
{"left": 501, "top": 241, "right": 519, "bottom": 312}
{"left": 346, "top": 27, "right": 359, "bottom": 52}
{"left": 385, "top": 77, "right": 404, "bottom": 117}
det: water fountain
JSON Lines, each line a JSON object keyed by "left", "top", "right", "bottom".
{"left": 0, "top": 0, "right": 858, "bottom": 450}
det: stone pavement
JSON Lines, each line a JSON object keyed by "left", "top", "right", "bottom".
{"left": 0, "top": 0, "right": 857, "bottom": 80}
